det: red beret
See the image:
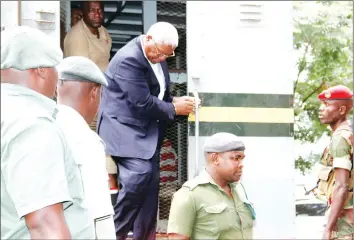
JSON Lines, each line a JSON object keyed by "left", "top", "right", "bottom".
{"left": 318, "top": 85, "right": 353, "bottom": 100}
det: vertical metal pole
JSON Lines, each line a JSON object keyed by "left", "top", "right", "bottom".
{"left": 65, "top": 1, "right": 71, "bottom": 33}
{"left": 17, "top": 0, "right": 22, "bottom": 26}
{"left": 193, "top": 90, "right": 199, "bottom": 177}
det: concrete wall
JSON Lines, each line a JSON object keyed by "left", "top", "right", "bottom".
{"left": 1, "top": 1, "right": 19, "bottom": 29}
{"left": 187, "top": 1, "right": 295, "bottom": 238}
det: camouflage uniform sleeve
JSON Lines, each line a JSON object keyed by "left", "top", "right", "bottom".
{"left": 167, "top": 187, "right": 196, "bottom": 237}
{"left": 329, "top": 135, "right": 352, "bottom": 171}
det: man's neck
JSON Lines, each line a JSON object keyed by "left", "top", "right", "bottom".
{"left": 330, "top": 118, "right": 348, "bottom": 132}
{"left": 58, "top": 99, "right": 91, "bottom": 124}
{"left": 205, "top": 167, "right": 229, "bottom": 189}
{"left": 83, "top": 20, "right": 100, "bottom": 38}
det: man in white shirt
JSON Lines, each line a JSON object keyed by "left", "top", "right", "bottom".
{"left": 56, "top": 56, "right": 115, "bottom": 239}
{"left": 1, "top": 26, "right": 95, "bottom": 240}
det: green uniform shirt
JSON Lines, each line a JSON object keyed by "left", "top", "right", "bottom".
{"left": 1, "top": 84, "right": 95, "bottom": 239}
{"left": 167, "top": 169, "right": 255, "bottom": 240}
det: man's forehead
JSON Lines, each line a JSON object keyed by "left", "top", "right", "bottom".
{"left": 156, "top": 43, "right": 175, "bottom": 53}
{"left": 226, "top": 150, "right": 245, "bottom": 156}
{"left": 85, "top": 1, "right": 103, "bottom": 9}
{"left": 321, "top": 99, "right": 347, "bottom": 106}
{"left": 321, "top": 99, "right": 336, "bottom": 104}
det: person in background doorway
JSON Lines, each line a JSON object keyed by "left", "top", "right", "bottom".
{"left": 1, "top": 26, "right": 95, "bottom": 239}
{"left": 312, "top": 85, "right": 353, "bottom": 240}
{"left": 97, "top": 22, "right": 197, "bottom": 240}
{"left": 64, "top": 1, "right": 111, "bottom": 71}
{"left": 167, "top": 132, "right": 256, "bottom": 240}
{"left": 71, "top": 8, "right": 83, "bottom": 27}
{"left": 56, "top": 56, "right": 115, "bottom": 239}
{"left": 64, "top": 1, "right": 117, "bottom": 192}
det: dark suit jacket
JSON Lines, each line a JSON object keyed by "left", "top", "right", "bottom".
{"left": 97, "top": 36, "right": 175, "bottom": 160}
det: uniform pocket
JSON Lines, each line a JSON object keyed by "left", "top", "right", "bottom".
{"left": 198, "top": 203, "right": 228, "bottom": 234}
{"left": 202, "top": 203, "right": 237, "bottom": 233}
{"left": 204, "top": 203, "right": 228, "bottom": 214}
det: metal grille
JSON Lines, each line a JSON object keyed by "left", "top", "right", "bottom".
{"left": 157, "top": 1, "right": 187, "bottom": 70}
{"left": 157, "top": 1, "right": 188, "bottom": 233}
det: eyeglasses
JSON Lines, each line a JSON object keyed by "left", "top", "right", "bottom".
{"left": 152, "top": 39, "right": 175, "bottom": 59}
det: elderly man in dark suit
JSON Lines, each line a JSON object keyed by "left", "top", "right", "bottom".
{"left": 97, "top": 22, "right": 196, "bottom": 240}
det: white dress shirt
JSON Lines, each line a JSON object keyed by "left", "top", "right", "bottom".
{"left": 141, "top": 36, "right": 166, "bottom": 100}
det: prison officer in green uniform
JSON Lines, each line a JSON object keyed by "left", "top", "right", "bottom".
{"left": 313, "top": 85, "right": 353, "bottom": 240}
{"left": 1, "top": 26, "right": 95, "bottom": 239}
{"left": 167, "top": 132, "right": 256, "bottom": 240}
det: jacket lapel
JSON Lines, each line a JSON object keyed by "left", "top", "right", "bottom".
{"left": 135, "top": 36, "right": 160, "bottom": 96}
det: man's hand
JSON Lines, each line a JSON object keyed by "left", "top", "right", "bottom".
{"left": 322, "top": 228, "right": 333, "bottom": 240}
{"left": 172, "top": 96, "right": 197, "bottom": 116}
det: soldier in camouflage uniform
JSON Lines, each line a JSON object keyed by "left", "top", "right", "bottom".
{"left": 313, "top": 85, "right": 353, "bottom": 240}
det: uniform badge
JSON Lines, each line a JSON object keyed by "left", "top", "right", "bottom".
{"left": 324, "top": 90, "right": 331, "bottom": 99}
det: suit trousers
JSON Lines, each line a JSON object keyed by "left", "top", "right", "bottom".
{"left": 112, "top": 150, "right": 160, "bottom": 240}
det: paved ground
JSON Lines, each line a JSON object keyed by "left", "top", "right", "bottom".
{"left": 127, "top": 233, "right": 168, "bottom": 240}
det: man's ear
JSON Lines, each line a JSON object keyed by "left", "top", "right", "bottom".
{"left": 145, "top": 35, "right": 153, "bottom": 42}
{"left": 90, "top": 84, "right": 101, "bottom": 101}
{"left": 339, "top": 105, "right": 347, "bottom": 115}
{"left": 211, "top": 153, "right": 219, "bottom": 165}
{"left": 36, "top": 68, "right": 47, "bottom": 79}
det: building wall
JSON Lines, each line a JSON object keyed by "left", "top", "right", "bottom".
{"left": 2, "top": 1, "right": 61, "bottom": 46}
{"left": 187, "top": 1, "right": 295, "bottom": 238}
{"left": 1, "top": 1, "right": 19, "bottom": 29}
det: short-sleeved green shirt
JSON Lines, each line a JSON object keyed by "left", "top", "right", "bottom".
{"left": 1, "top": 84, "right": 95, "bottom": 239}
{"left": 330, "top": 133, "right": 352, "bottom": 171}
{"left": 168, "top": 169, "right": 255, "bottom": 240}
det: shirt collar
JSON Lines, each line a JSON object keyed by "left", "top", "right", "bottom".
{"left": 57, "top": 104, "right": 106, "bottom": 147}
{"left": 2, "top": 83, "right": 57, "bottom": 112}
{"left": 79, "top": 19, "right": 108, "bottom": 40}
{"left": 197, "top": 168, "right": 242, "bottom": 189}
{"left": 140, "top": 35, "right": 156, "bottom": 65}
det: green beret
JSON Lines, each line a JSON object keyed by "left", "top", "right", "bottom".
{"left": 204, "top": 132, "right": 246, "bottom": 153}
{"left": 1, "top": 26, "right": 63, "bottom": 70}
{"left": 57, "top": 56, "right": 108, "bottom": 87}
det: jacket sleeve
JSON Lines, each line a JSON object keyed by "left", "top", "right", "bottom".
{"left": 113, "top": 57, "right": 175, "bottom": 120}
